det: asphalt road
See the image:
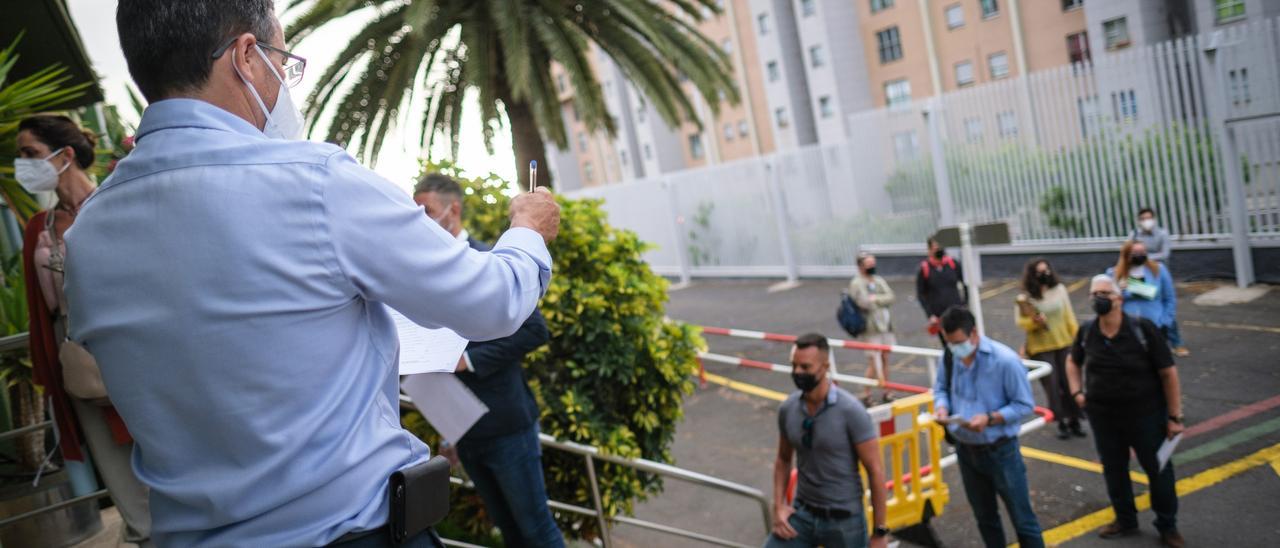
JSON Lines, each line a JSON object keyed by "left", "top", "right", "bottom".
{"left": 604, "top": 277, "right": 1280, "bottom": 548}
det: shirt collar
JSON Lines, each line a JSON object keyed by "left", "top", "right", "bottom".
{"left": 135, "top": 98, "right": 267, "bottom": 143}
{"left": 455, "top": 228, "right": 470, "bottom": 243}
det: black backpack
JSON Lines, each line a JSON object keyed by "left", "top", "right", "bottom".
{"left": 836, "top": 292, "right": 867, "bottom": 337}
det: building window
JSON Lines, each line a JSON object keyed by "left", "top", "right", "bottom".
{"left": 1103, "top": 17, "right": 1130, "bottom": 50}
{"left": 636, "top": 102, "right": 647, "bottom": 124}
{"left": 643, "top": 143, "right": 653, "bottom": 160}
{"left": 1229, "top": 68, "right": 1252, "bottom": 105}
{"left": 1111, "top": 89, "right": 1138, "bottom": 121}
{"left": 689, "top": 134, "right": 705, "bottom": 159}
{"left": 801, "top": 0, "right": 816, "bottom": 17}
{"left": 876, "top": 27, "right": 903, "bottom": 63}
{"left": 884, "top": 78, "right": 911, "bottom": 108}
{"left": 724, "top": 123, "right": 735, "bottom": 141}
{"left": 775, "top": 107, "right": 790, "bottom": 128}
{"left": 738, "top": 120, "right": 749, "bottom": 137}
{"left": 997, "top": 111, "right": 1018, "bottom": 137}
{"left": 871, "top": 0, "right": 894, "bottom": 13}
{"left": 810, "top": 45, "right": 826, "bottom": 68}
{"left": 892, "top": 130, "right": 919, "bottom": 161}
{"left": 1066, "top": 32, "right": 1091, "bottom": 65}
{"left": 583, "top": 162, "right": 594, "bottom": 184}
{"left": 758, "top": 13, "right": 770, "bottom": 35}
{"left": 963, "top": 117, "right": 984, "bottom": 143}
{"left": 988, "top": 51, "right": 1009, "bottom": 79}
{"left": 620, "top": 150, "right": 629, "bottom": 166}
{"left": 571, "top": 101, "right": 580, "bottom": 122}
{"left": 980, "top": 0, "right": 998, "bottom": 18}
{"left": 722, "top": 39, "right": 733, "bottom": 55}
{"left": 1062, "top": 0, "right": 1083, "bottom": 11}
{"left": 945, "top": 4, "right": 965, "bottom": 29}
{"left": 556, "top": 74, "right": 567, "bottom": 92}
{"left": 1215, "top": 0, "right": 1246, "bottom": 23}
{"left": 818, "top": 96, "right": 834, "bottom": 118}
{"left": 577, "top": 132, "right": 588, "bottom": 152}
{"left": 954, "top": 61, "right": 974, "bottom": 86}
{"left": 767, "top": 60, "right": 781, "bottom": 82}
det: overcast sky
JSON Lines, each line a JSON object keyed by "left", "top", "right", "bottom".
{"left": 66, "top": 0, "right": 517, "bottom": 190}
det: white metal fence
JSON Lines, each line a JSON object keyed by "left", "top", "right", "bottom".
{"left": 566, "top": 18, "right": 1280, "bottom": 282}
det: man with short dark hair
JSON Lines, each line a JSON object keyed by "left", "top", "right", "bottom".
{"left": 414, "top": 175, "right": 564, "bottom": 547}
{"left": 917, "top": 237, "right": 967, "bottom": 336}
{"left": 932, "top": 307, "right": 1043, "bottom": 548}
{"left": 65, "top": 2, "right": 560, "bottom": 545}
{"left": 767, "top": 334, "right": 889, "bottom": 548}
{"left": 1066, "top": 275, "right": 1184, "bottom": 548}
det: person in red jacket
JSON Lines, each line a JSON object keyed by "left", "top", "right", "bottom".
{"left": 16, "top": 115, "right": 151, "bottom": 545}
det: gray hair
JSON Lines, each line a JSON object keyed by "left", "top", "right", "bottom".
{"left": 118, "top": 0, "right": 277, "bottom": 101}
{"left": 1090, "top": 274, "right": 1119, "bottom": 293}
{"left": 414, "top": 173, "right": 463, "bottom": 205}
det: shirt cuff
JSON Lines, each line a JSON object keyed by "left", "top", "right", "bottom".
{"left": 462, "top": 351, "right": 474, "bottom": 373}
{"left": 495, "top": 227, "right": 552, "bottom": 268}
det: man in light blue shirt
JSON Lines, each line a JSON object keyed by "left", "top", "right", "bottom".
{"left": 63, "top": 2, "right": 560, "bottom": 546}
{"left": 932, "top": 307, "right": 1043, "bottom": 548}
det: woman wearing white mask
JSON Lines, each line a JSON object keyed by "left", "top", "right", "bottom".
{"left": 16, "top": 115, "right": 152, "bottom": 546}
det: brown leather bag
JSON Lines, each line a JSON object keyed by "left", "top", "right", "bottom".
{"left": 45, "top": 211, "right": 111, "bottom": 405}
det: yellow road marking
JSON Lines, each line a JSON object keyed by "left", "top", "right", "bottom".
{"left": 1181, "top": 320, "right": 1280, "bottom": 335}
{"left": 1020, "top": 446, "right": 1148, "bottom": 485}
{"left": 980, "top": 280, "right": 1021, "bottom": 300}
{"left": 702, "top": 372, "right": 788, "bottom": 402}
{"left": 1066, "top": 278, "right": 1089, "bottom": 293}
{"left": 1041, "top": 442, "right": 1280, "bottom": 545}
{"left": 1271, "top": 459, "right": 1280, "bottom": 478}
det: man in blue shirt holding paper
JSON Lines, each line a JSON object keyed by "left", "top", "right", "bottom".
{"left": 933, "top": 307, "right": 1044, "bottom": 548}
{"left": 64, "top": 2, "right": 559, "bottom": 546}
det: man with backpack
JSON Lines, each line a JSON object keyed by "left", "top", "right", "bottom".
{"left": 1066, "top": 275, "right": 1185, "bottom": 548}
{"left": 917, "top": 237, "right": 968, "bottom": 337}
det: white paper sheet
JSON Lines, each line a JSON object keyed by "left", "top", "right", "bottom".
{"left": 401, "top": 373, "right": 490, "bottom": 444}
{"left": 919, "top": 412, "right": 969, "bottom": 427}
{"left": 1157, "top": 433, "right": 1183, "bottom": 472}
{"left": 389, "top": 309, "right": 470, "bottom": 375}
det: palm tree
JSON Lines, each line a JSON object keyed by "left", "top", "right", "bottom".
{"left": 285, "top": 0, "right": 739, "bottom": 189}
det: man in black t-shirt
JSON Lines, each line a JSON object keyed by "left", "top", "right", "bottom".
{"left": 1066, "top": 275, "right": 1185, "bottom": 548}
{"left": 916, "top": 237, "right": 968, "bottom": 336}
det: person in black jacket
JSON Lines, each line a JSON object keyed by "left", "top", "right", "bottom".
{"left": 415, "top": 174, "right": 564, "bottom": 547}
{"left": 917, "top": 237, "right": 969, "bottom": 336}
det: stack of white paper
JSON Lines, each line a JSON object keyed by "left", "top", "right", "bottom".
{"left": 389, "top": 309, "right": 489, "bottom": 444}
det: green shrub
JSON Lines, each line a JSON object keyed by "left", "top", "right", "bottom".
{"left": 402, "top": 163, "right": 704, "bottom": 544}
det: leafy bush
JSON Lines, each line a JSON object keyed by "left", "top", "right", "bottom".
{"left": 401, "top": 163, "right": 704, "bottom": 544}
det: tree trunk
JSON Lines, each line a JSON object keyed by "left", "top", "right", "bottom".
{"left": 498, "top": 83, "right": 552, "bottom": 191}
{"left": 14, "top": 380, "right": 47, "bottom": 472}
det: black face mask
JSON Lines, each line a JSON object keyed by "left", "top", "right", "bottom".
{"left": 865, "top": 267, "right": 877, "bottom": 276}
{"left": 791, "top": 371, "right": 821, "bottom": 393}
{"left": 933, "top": 250, "right": 945, "bottom": 259}
{"left": 1037, "top": 272, "right": 1054, "bottom": 286}
{"left": 1131, "top": 255, "right": 1148, "bottom": 266}
{"left": 1092, "top": 295, "right": 1114, "bottom": 315}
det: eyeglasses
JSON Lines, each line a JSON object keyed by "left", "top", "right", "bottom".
{"left": 802, "top": 417, "right": 815, "bottom": 449}
{"left": 211, "top": 37, "right": 307, "bottom": 88}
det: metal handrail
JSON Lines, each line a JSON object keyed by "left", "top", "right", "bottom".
{"left": 0, "top": 332, "right": 28, "bottom": 353}
{"left": 403, "top": 394, "right": 769, "bottom": 548}
{"left": 0, "top": 420, "right": 52, "bottom": 443}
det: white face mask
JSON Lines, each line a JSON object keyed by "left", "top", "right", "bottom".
{"left": 1139, "top": 219, "right": 1157, "bottom": 231}
{"left": 233, "top": 45, "right": 304, "bottom": 140}
{"left": 14, "top": 147, "right": 70, "bottom": 193}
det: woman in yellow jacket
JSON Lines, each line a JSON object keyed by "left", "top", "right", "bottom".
{"left": 1015, "top": 258, "right": 1083, "bottom": 439}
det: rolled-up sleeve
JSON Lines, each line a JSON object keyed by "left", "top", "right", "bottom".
{"left": 320, "top": 152, "right": 551, "bottom": 341}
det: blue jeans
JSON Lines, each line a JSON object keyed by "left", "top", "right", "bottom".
{"left": 456, "top": 426, "right": 564, "bottom": 548}
{"left": 955, "top": 438, "right": 1044, "bottom": 548}
{"left": 1089, "top": 409, "right": 1178, "bottom": 532}
{"left": 763, "top": 504, "right": 867, "bottom": 548}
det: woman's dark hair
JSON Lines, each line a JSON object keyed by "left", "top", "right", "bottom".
{"left": 18, "top": 115, "right": 98, "bottom": 169}
{"left": 1021, "top": 257, "right": 1059, "bottom": 300}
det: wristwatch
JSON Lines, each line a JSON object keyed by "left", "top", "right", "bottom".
{"left": 987, "top": 411, "right": 996, "bottom": 425}
{"left": 872, "top": 525, "right": 891, "bottom": 538}
{"left": 1168, "top": 414, "right": 1184, "bottom": 424}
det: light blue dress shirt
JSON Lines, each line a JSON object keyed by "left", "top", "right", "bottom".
{"left": 932, "top": 337, "right": 1034, "bottom": 445}
{"left": 63, "top": 99, "right": 551, "bottom": 546}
